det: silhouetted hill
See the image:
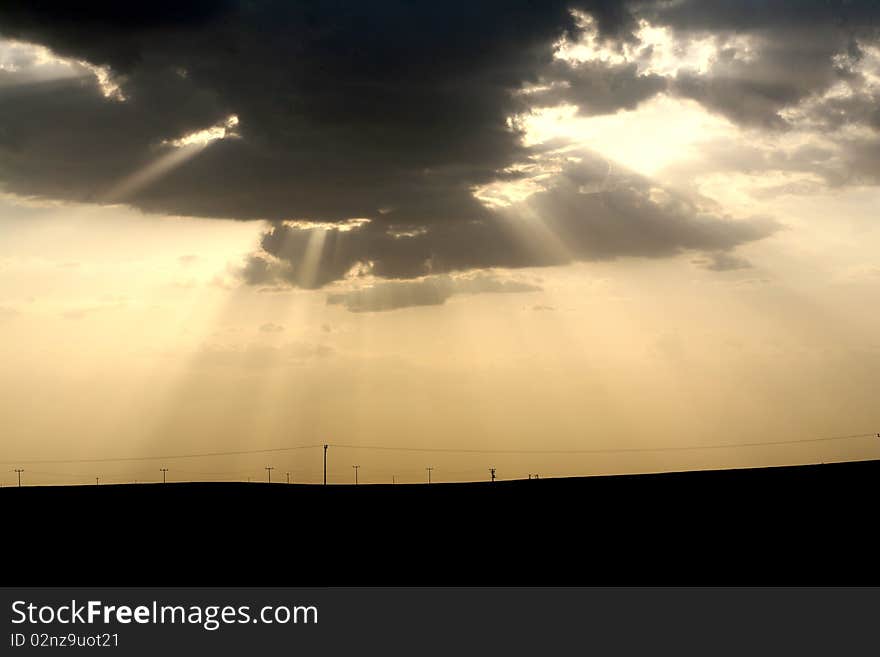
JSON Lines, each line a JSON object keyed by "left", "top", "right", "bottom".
{"left": 4, "top": 460, "right": 878, "bottom": 584}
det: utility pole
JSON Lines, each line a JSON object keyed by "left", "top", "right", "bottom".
{"left": 265, "top": 466, "right": 274, "bottom": 483}
{"left": 352, "top": 465, "right": 360, "bottom": 485}
{"left": 323, "top": 444, "right": 328, "bottom": 485}
{"left": 392, "top": 475, "right": 396, "bottom": 485}
{"left": 95, "top": 477, "right": 100, "bottom": 487}
{"left": 426, "top": 467, "right": 433, "bottom": 484}
{"left": 160, "top": 467, "right": 168, "bottom": 484}
{"left": 286, "top": 472, "right": 291, "bottom": 485}
{"left": 490, "top": 467, "right": 496, "bottom": 483}
{"left": 14, "top": 468, "right": 23, "bottom": 487}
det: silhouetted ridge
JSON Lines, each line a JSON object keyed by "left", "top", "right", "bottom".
{"left": 5, "top": 459, "right": 878, "bottom": 585}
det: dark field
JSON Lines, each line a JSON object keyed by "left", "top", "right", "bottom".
{"left": 4, "top": 460, "right": 878, "bottom": 585}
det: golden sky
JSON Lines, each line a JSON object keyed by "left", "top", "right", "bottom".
{"left": 1, "top": 5, "right": 879, "bottom": 485}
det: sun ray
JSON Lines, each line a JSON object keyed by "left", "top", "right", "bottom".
{"left": 103, "top": 115, "right": 239, "bottom": 202}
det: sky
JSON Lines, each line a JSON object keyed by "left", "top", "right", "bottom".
{"left": 1, "top": 1, "right": 879, "bottom": 486}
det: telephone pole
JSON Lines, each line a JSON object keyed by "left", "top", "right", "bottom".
{"left": 352, "top": 465, "right": 360, "bottom": 485}
{"left": 426, "top": 466, "right": 433, "bottom": 484}
{"left": 160, "top": 468, "right": 168, "bottom": 484}
{"left": 95, "top": 477, "right": 100, "bottom": 486}
{"left": 265, "top": 466, "right": 274, "bottom": 483}
{"left": 286, "top": 472, "right": 291, "bottom": 485}
{"left": 323, "top": 444, "right": 328, "bottom": 485}
{"left": 14, "top": 468, "right": 23, "bottom": 487}
{"left": 490, "top": 467, "right": 496, "bottom": 483}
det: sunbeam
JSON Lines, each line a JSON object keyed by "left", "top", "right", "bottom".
{"left": 103, "top": 115, "right": 239, "bottom": 202}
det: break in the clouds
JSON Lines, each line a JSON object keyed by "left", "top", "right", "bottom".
{"left": 1, "top": 1, "right": 879, "bottom": 292}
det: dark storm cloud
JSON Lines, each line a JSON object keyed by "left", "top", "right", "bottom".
{"left": 638, "top": 1, "right": 880, "bottom": 129}
{"left": 0, "top": 0, "right": 766, "bottom": 214}
{"left": 0, "top": 0, "right": 591, "bottom": 223}
{"left": 245, "top": 154, "right": 777, "bottom": 289}
{"left": 3, "top": 0, "right": 865, "bottom": 290}
{"left": 637, "top": 0, "right": 880, "bottom": 33}
{"left": 515, "top": 159, "right": 777, "bottom": 260}
{"left": 798, "top": 60, "right": 880, "bottom": 132}
{"left": 670, "top": 36, "right": 852, "bottom": 129}
{"left": 528, "top": 60, "right": 667, "bottom": 115}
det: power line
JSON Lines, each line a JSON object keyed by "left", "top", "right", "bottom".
{"left": 173, "top": 468, "right": 259, "bottom": 476}
{"left": 329, "top": 432, "right": 879, "bottom": 455}
{"left": 2, "top": 443, "right": 324, "bottom": 465}
{"left": 2, "top": 431, "right": 877, "bottom": 467}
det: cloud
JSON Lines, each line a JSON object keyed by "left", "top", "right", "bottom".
{"left": 660, "top": 135, "right": 873, "bottom": 196}
{"left": 3, "top": 1, "right": 875, "bottom": 286}
{"left": 243, "top": 153, "right": 777, "bottom": 288}
{"left": 549, "top": 2, "right": 880, "bottom": 187}
{"left": 59, "top": 297, "right": 127, "bottom": 319}
{"left": 259, "top": 322, "right": 284, "bottom": 333}
{"left": 637, "top": 1, "right": 880, "bottom": 35}
{"left": 545, "top": 3, "right": 880, "bottom": 130}
{"left": 836, "top": 263, "right": 880, "bottom": 283}
{"left": 0, "top": 2, "right": 595, "bottom": 224}
{"left": 653, "top": 8, "right": 880, "bottom": 188}
{"left": 0, "top": 305, "right": 19, "bottom": 321}
{"left": 326, "top": 273, "right": 541, "bottom": 313}
{"left": 527, "top": 59, "right": 667, "bottom": 116}
{"left": 668, "top": 37, "right": 848, "bottom": 130}
{"left": 692, "top": 251, "right": 754, "bottom": 272}
{"left": 551, "top": 4, "right": 880, "bottom": 209}
{"left": 0, "top": 4, "right": 775, "bottom": 221}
